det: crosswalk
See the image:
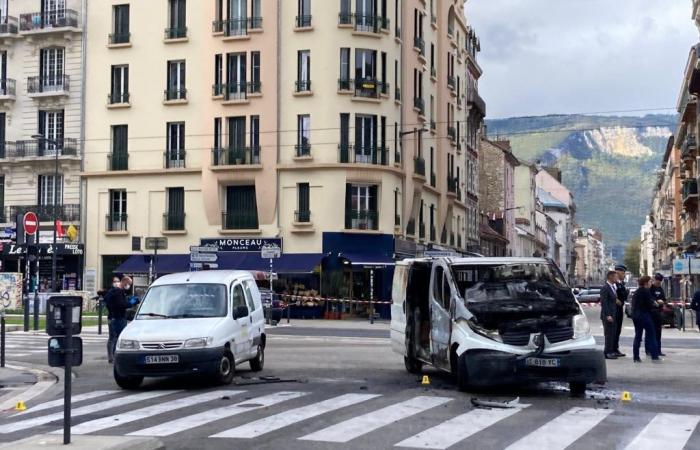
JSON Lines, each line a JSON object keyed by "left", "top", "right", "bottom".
{"left": 2, "top": 332, "right": 106, "bottom": 358}
{"left": 0, "top": 388, "right": 698, "bottom": 449}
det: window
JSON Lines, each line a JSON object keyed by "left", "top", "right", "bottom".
{"left": 340, "top": 0, "right": 351, "bottom": 23}
{"left": 356, "top": 0, "right": 377, "bottom": 32}
{"left": 111, "top": 4, "right": 130, "bottom": 44}
{"left": 297, "top": 183, "right": 310, "bottom": 222}
{"left": 297, "top": 0, "right": 311, "bottom": 27}
{"left": 355, "top": 48, "right": 377, "bottom": 97}
{"left": 226, "top": 53, "right": 246, "bottom": 99}
{"left": 394, "top": 189, "right": 399, "bottom": 226}
{"left": 297, "top": 114, "right": 310, "bottom": 155}
{"left": 297, "top": 50, "right": 311, "bottom": 91}
{"left": 250, "top": 51, "right": 261, "bottom": 93}
{"left": 243, "top": 281, "right": 257, "bottom": 312}
{"left": 339, "top": 113, "right": 350, "bottom": 162}
{"left": 224, "top": 186, "right": 258, "bottom": 229}
{"left": 430, "top": 146, "right": 434, "bottom": 183}
{"left": 214, "top": 54, "right": 223, "bottom": 95}
{"left": 252, "top": 0, "right": 261, "bottom": 21}
{"left": 110, "top": 65, "right": 129, "bottom": 104}
{"left": 38, "top": 110, "right": 64, "bottom": 156}
{"left": 166, "top": 60, "right": 186, "bottom": 100}
{"left": 430, "top": 43, "right": 435, "bottom": 73}
{"left": 110, "top": 125, "right": 128, "bottom": 170}
{"left": 0, "top": 113, "right": 4, "bottom": 158}
{"left": 167, "top": 0, "right": 187, "bottom": 39}
{"left": 381, "top": 51, "right": 387, "bottom": 86}
{"left": 339, "top": 48, "right": 350, "bottom": 89}
{"left": 38, "top": 175, "right": 63, "bottom": 206}
{"left": 355, "top": 114, "right": 378, "bottom": 163}
{"left": 165, "top": 187, "right": 185, "bottom": 230}
{"left": 345, "top": 184, "right": 378, "bottom": 230}
{"left": 166, "top": 122, "right": 185, "bottom": 168}
{"left": 0, "top": 176, "right": 4, "bottom": 221}
{"left": 38, "top": 47, "right": 65, "bottom": 91}
{"left": 232, "top": 284, "right": 246, "bottom": 310}
{"left": 225, "top": 0, "right": 247, "bottom": 35}
{"left": 433, "top": 267, "right": 450, "bottom": 310}
{"left": 108, "top": 189, "right": 127, "bottom": 231}
{"left": 250, "top": 115, "right": 260, "bottom": 158}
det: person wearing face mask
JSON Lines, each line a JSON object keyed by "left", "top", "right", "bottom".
{"left": 104, "top": 276, "right": 134, "bottom": 363}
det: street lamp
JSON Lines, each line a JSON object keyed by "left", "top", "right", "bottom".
{"left": 31, "top": 134, "right": 60, "bottom": 292}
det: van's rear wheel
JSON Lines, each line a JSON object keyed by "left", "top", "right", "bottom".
{"left": 113, "top": 368, "right": 143, "bottom": 390}
{"left": 456, "top": 353, "right": 470, "bottom": 392}
{"left": 404, "top": 355, "right": 423, "bottom": 374}
{"left": 250, "top": 345, "right": 264, "bottom": 372}
{"left": 217, "top": 351, "right": 235, "bottom": 385}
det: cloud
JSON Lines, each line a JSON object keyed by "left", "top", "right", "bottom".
{"left": 467, "top": 0, "right": 697, "bottom": 118}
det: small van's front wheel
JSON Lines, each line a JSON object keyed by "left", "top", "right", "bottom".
{"left": 113, "top": 368, "right": 143, "bottom": 390}
{"left": 569, "top": 382, "right": 586, "bottom": 397}
{"left": 250, "top": 345, "right": 264, "bottom": 372}
{"left": 217, "top": 350, "right": 235, "bottom": 385}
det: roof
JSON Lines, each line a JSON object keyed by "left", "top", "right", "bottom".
{"left": 397, "top": 257, "right": 550, "bottom": 265}
{"left": 151, "top": 270, "right": 253, "bottom": 286}
{"left": 537, "top": 188, "right": 568, "bottom": 211}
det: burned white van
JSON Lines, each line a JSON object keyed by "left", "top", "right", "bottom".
{"left": 390, "top": 257, "right": 605, "bottom": 395}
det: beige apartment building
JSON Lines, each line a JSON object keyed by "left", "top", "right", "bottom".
{"left": 0, "top": 0, "right": 85, "bottom": 291}
{"left": 82, "top": 0, "right": 483, "bottom": 302}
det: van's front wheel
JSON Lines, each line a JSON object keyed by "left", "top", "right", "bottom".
{"left": 250, "top": 345, "right": 264, "bottom": 372}
{"left": 217, "top": 350, "right": 235, "bottom": 385}
{"left": 113, "top": 368, "right": 143, "bottom": 390}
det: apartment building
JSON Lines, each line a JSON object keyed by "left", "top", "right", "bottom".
{"left": 574, "top": 228, "right": 608, "bottom": 286}
{"left": 513, "top": 161, "right": 538, "bottom": 257}
{"left": 82, "top": 0, "right": 483, "bottom": 301}
{"left": 0, "top": 0, "right": 85, "bottom": 290}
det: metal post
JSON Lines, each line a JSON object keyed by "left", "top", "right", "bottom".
{"left": 97, "top": 298, "right": 103, "bottom": 335}
{"left": 287, "top": 298, "right": 290, "bottom": 324}
{"left": 268, "top": 258, "right": 273, "bottom": 325}
{"left": 51, "top": 140, "right": 59, "bottom": 293}
{"left": 369, "top": 268, "right": 374, "bottom": 325}
{"left": 33, "top": 291, "right": 39, "bottom": 330}
{"left": 63, "top": 303, "right": 73, "bottom": 445}
{"left": 1, "top": 313, "right": 5, "bottom": 368}
{"left": 23, "top": 295, "right": 29, "bottom": 332}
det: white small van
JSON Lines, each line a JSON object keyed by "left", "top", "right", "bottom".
{"left": 391, "top": 257, "right": 605, "bottom": 395}
{"left": 113, "top": 270, "right": 266, "bottom": 389}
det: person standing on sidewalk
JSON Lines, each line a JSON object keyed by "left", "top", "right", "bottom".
{"left": 691, "top": 289, "right": 700, "bottom": 332}
{"left": 601, "top": 271, "right": 619, "bottom": 360}
{"left": 631, "top": 276, "right": 661, "bottom": 363}
{"left": 104, "top": 276, "right": 135, "bottom": 363}
{"left": 613, "top": 265, "right": 629, "bottom": 357}
{"left": 649, "top": 274, "right": 667, "bottom": 357}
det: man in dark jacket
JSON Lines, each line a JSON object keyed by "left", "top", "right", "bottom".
{"left": 649, "top": 274, "right": 667, "bottom": 356}
{"left": 600, "top": 271, "right": 619, "bottom": 359}
{"left": 104, "top": 276, "right": 135, "bottom": 363}
{"left": 691, "top": 290, "right": 700, "bottom": 332}
{"left": 613, "top": 265, "right": 628, "bottom": 357}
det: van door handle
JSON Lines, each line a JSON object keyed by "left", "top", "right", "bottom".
{"left": 402, "top": 301, "right": 405, "bottom": 314}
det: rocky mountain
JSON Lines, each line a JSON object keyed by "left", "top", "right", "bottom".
{"left": 486, "top": 114, "right": 677, "bottom": 260}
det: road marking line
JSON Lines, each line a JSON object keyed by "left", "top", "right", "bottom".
{"left": 13, "top": 390, "right": 120, "bottom": 416}
{"left": 299, "top": 396, "right": 452, "bottom": 443}
{"left": 61, "top": 390, "right": 244, "bottom": 435}
{"left": 128, "top": 391, "right": 307, "bottom": 437}
{"left": 504, "top": 407, "right": 613, "bottom": 450}
{"left": 0, "top": 390, "right": 179, "bottom": 433}
{"left": 211, "top": 393, "right": 380, "bottom": 439}
{"left": 395, "top": 403, "right": 531, "bottom": 449}
{"left": 624, "top": 413, "right": 700, "bottom": 450}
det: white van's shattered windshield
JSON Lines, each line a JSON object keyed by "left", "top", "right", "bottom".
{"left": 137, "top": 284, "right": 227, "bottom": 319}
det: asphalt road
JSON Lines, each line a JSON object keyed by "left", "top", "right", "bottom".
{"left": 0, "top": 311, "right": 699, "bottom": 450}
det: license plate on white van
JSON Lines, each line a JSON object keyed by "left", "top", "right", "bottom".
{"left": 144, "top": 355, "right": 179, "bottom": 364}
{"left": 525, "top": 357, "right": 560, "bottom": 368}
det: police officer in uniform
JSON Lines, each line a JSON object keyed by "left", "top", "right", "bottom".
{"left": 649, "top": 273, "right": 667, "bottom": 357}
{"left": 613, "top": 265, "right": 628, "bottom": 357}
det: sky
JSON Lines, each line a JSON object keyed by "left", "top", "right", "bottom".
{"left": 468, "top": 0, "right": 698, "bottom": 119}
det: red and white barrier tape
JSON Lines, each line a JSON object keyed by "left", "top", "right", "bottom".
{"left": 279, "top": 294, "right": 392, "bottom": 305}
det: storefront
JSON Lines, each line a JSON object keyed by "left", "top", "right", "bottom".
{"left": 0, "top": 242, "right": 84, "bottom": 293}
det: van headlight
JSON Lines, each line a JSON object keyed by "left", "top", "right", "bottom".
{"left": 184, "top": 337, "right": 213, "bottom": 348}
{"left": 468, "top": 320, "right": 502, "bottom": 342}
{"left": 573, "top": 314, "right": 591, "bottom": 339}
{"left": 118, "top": 339, "right": 139, "bottom": 350}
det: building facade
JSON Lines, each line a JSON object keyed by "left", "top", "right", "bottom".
{"left": 513, "top": 160, "right": 537, "bottom": 257}
{"left": 82, "top": 0, "right": 484, "bottom": 299}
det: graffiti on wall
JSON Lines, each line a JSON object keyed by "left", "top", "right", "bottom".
{"left": 0, "top": 273, "right": 23, "bottom": 310}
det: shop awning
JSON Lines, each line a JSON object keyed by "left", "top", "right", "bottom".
{"left": 114, "top": 254, "right": 190, "bottom": 275}
{"left": 217, "top": 253, "right": 322, "bottom": 273}
{"left": 341, "top": 252, "right": 395, "bottom": 266}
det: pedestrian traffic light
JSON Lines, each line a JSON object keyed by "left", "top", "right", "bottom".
{"left": 46, "top": 296, "right": 83, "bottom": 336}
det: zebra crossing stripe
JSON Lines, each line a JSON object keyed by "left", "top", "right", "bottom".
{"left": 395, "top": 403, "right": 531, "bottom": 449}
{"left": 0, "top": 390, "right": 180, "bottom": 434}
{"left": 64, "top": 390, "right": 245, "bottom": 435}
{"left": 504, "top": 407, "right": 613, "bottom": 450}
{"left": 127, "top": 391, "right": 307, "bottom": 437}
{"left": 299, "top": 396, "right": 452, "bottom": 443}
{"left": 13, "top": 390, "right": 120, "bottom": 416}
{"left": 624, "top": 413, "right": 700, "bottom": 450}
{"left": 211, "top": 393, "right": 381, "bottom": 439}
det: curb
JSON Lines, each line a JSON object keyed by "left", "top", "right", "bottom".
{"left": 0, "top": 364, "right": 58, "bottom": 412}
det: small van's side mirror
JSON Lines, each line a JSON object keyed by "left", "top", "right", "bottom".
{"left": 572, "top": 288, "right": 580, "bottom": 295}
{"left": 233, "top": 305, "right": 249, "bottom": 320}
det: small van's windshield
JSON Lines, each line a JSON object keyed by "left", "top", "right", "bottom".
{"left": 137, "top": 284, "right": 227, "bottom": 319}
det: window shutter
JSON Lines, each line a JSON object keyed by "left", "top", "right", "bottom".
{"left": 123, "top": 66, "right": 129, "bottom": 97}
{"left": 369, "top": 186, "right": 378, "bottom": 211}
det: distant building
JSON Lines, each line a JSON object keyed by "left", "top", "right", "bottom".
{"left": 513, "top": 161, "right": 538, "bottom": 257}
{"left": 640, "top": 216, "right": 655, "bottom": 277}
{"left": 574, "top": 228, "right": 608, "bottom": 286}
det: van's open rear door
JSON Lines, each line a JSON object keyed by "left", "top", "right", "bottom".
{"left": 429, "top": 261, "right": 453, "bottom": 370}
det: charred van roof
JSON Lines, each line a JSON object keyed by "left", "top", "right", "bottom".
{"left": 399, "top": 257, "right": 550, "bottom": 265}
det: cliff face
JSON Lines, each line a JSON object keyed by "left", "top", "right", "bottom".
{"left": 486, "top": 114, "right": 676, "bottom": 260}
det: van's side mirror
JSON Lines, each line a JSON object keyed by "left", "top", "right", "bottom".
{"left": 233, "top": 305, "right": 249, "bottom": 320}
{"left": 572, "top": 289, "right": 580, "bottom": 295}
{"left": 126, "top": 309, "right": 136, "bottom": 321}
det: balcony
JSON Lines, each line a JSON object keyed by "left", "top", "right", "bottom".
{"left": 468, "top": 90, "right": 487, "bottom": 116}
{"left": 163, "top": 212, "right": 186, "bottom": 231}
{"left": 164, "top": 88, "right": 187, "bottom": 102}
{"left": 430, "top": 226, "right": 436, "bottom": 242}
{"left": 164, "top": 27, "right": 187, "bottom": 41}
{"left": 295, "top": 80, "right": 312, "bottom": 93}
{"left": 0, "top": 16, "right": 18, "bottom": 35}
{"left": 27, "top": 75, "right": 69, "bottom": 97}
{"left": 20, "top": 9, "right": 80, "bottom": 33}
{"left": 447, "top": 177, "right": 458, "bottom": 194}
{"left": 419, "top": 223, "right": 426, "bottom": 240}
{"left": 164, "top": 150, "right": 186, "bottom": 169}
{"left": 338, "top": 144, "right": 388, "bottom": 165}
{"left": 3, "top": 204, "right": 80, "bottom": 224}
{"left": 295, "top": 143, "right": 311, "bottom": 158}
{"left": 214, "top": 82, "right": 261, "bottom": 101}
{"left": 395, "top": 87, "right": 401, "bottom": 102}
{"left": 413, "top": 97, "right": 425, "bottom": 115}
{"left": 338, "top": 13, "right": 389, "bottom": 34}
{"left": 430, "top": 172, "right": 436, "bottom": 187}
{"left": 222, "top": 211, "right": 258, "bottom": 230}
{"left": 447, "top": 75, "right": 456, "bottom": 90}
{"left": 414, "top": 157, "right": 426, "bottom": 177}
{"left": 683, "top": 228, "right": 700, "bottom": 249}
{"left": 108, "top": 153, "right": 129, "bottom": 171}
{"left": 447, "top": 126, "right": 457, "bottom": 142}
{"left": 212, "top": 17, "right": 262, "bottom": 37}
{"left": 394, "top": 150, "right": 401, "bottom": 164}
{"left": 682, "top": 135, "right": 697, "bottom": 159}
{"left": 353, "top": 78, "right": 389, "bottom": 99}
{"left": 430, "top": 120, "right": 436, "bottom": 131}
{"left": 0, "top": 79, "right": 16, "bottom": 100}
{"left": 108, "top": 92, "right": 130, "bottom": 106}
{"left": 0, "top": 139, "right": 78, "bottom": 160}
{"left": 431, "top": 65, "right": 437, "bottom": 79}
{"left": 295, "top": 210, "right": 311, "bottom": 223}
{"left": 212, "top": 147, "right": 261, "bottom": 166}
{"left": 108, "top": 32, "right": 130, "bottom": 45}
{"left": 406, "top": 219, "right": 416, "bottom": 236}
{"left": 413, "top": 36, "right": 425, "bottom": 55}
{"left": 683, "top": 179, "right": 698, "bottom": 207}
{"left": 106, "top": 214, "right": 128, "bottom": 232}
{"left": 296, "top": 15, "right": 312, "bottom": 28}
{"left": 345, "top": 209, "right": 378, "bottom": 231}
{"left": 395, "top": 26, "right": 401, "bottom": 39}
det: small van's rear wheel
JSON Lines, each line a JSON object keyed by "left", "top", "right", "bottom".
{"left": 113, "top": 368, "right": 143, "bottom": 390}
{"left": 217, "top": 351, "right": 235, "bottom": 385}
{"left": 404, "top": 355, "right": 422, "bottom": 374}
{"left": 250, "top": 345, "right": 264, "bottom": 372}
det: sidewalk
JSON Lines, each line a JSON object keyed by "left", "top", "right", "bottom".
{"left": 0, "top": 365, "right": 57, "bottom": 413}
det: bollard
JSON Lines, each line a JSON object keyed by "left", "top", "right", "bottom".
{"left": 23, "top": 295, "right": 29, "bottom": 332}
{"left": 97, "top": 298, "right": 103, "bottom": 335}
{"left": 287, "top": 301, "right": 290, "bottom": 324}
{"left": 33, "top": 292, "right": 39, "bottom": 331}
{"left": 1, "top": 314, "right": 5, "bottom": 368}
